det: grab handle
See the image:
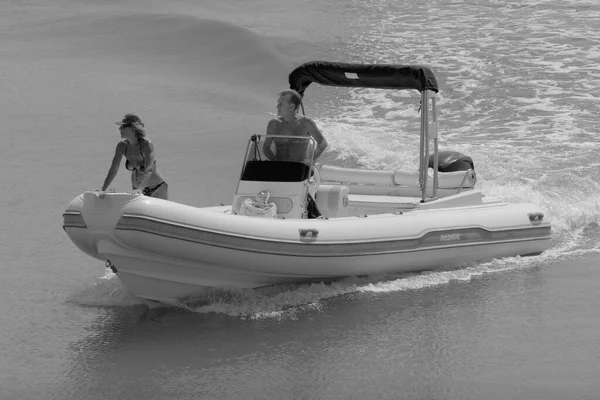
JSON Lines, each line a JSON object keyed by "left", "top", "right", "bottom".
{"left": 299, "top": 228, "right": 319, "bottom": 238}
{"left": 457, "top": 169, "right": 476, "bottom": 194}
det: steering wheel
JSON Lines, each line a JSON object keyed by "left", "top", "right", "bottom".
{"left": 308, "top": 165, "right": 321, "bottom": 197}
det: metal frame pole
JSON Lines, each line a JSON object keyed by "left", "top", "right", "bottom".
{"left": 431, "top": 93, "right": 439, "bottom": 199}
{"left": 420, "top": 90, "right": 429, "bottom": 203}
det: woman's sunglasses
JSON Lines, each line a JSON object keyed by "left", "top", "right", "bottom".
{"left": 119, "top": 124, "right": 133, "bottom": 130}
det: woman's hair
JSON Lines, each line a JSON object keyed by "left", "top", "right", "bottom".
{"left": 132, "top": 124, "right": 146, "bottom": 140}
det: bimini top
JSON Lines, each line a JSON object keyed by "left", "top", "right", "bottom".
{"left": 289, "top": 61, "right": 439, "bottom": 96}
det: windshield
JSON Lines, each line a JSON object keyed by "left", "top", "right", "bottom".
{"left": 240, "top": 135, "right": 315, "bottom": 182}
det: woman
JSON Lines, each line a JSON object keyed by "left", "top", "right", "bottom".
{"left": 101, "top": 113, "right": 168, "bottom": 200}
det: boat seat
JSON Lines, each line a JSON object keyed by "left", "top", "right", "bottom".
{"left": 347, "top": 194, "right": 419, "bottom": 209}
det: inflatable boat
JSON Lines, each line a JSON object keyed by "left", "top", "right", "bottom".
{"left": 63, "top": 61, "right": 551, "bottom": 303}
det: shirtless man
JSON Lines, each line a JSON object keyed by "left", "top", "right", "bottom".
{"left": 263, "top": 89, "right": 328, "bottom": 162}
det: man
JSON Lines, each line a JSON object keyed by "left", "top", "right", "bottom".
{"left": 263, "top": 89, "right": 328, "bottom": 162}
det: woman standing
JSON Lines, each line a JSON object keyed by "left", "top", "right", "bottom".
{"left": 101, "top": 113, "right": 168, "bottom": 200}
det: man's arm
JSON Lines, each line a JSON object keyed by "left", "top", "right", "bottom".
{"left": 263, "top": 119, "right": 278, "bottom": 160}
{"left": 305, "top": 117, "right": 328, "bottom": 160}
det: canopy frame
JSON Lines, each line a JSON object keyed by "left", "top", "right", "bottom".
{"left": 288, "top": 61, "right": 441, "bottom": 202}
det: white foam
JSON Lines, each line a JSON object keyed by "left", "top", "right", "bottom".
{"left": 187, "top": 255, "right": 553, "bottom": 319}
{"left": 67, "top": 269, "right": 144, "bottom": 308}
{"left": 309, "top": 0, "right": 600, "bottom": 264}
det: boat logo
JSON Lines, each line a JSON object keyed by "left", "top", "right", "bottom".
{"left": 440, "top": 232, "right": 462, "bottom": 242}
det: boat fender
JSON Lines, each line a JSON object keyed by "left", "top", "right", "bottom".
{"left": 428, "top": 151, "right": 475, "bottom": 172}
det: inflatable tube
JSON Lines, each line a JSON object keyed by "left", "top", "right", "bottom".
{"left": 320, "top": 165, "right": 395, "bottom": 186}
{"left": 320, "top": 165, "right": 476, "bottom": 188}
{"left": 428, "top": 151, "right": 474, "bottom": 172}
{"left": 395, "top": 169, "right": 476, "bottom": 188}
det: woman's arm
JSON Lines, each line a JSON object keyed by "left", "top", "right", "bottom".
{"left": 101, "top": 142, "right": 125, "bottom": 191}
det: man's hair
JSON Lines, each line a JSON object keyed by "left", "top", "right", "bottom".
{"left": 278, "top": 89, "right": 303, "bottom": 110}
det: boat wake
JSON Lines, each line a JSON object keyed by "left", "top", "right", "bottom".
{"left": 69, "top": 236, "right": 597, "bottom": 319}
{"left": 186, "top": 254, "right": 555, "bottom": 320}
{"left": 67, "top": 270, "right": 145, "bottom": 308}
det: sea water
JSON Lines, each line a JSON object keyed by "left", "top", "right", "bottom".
{"left": 1, "top": 0, "right": 600, "bottom": 399}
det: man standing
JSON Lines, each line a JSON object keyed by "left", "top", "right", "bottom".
{"left": 263, "top": 89, "right": 328, "bottom": 162}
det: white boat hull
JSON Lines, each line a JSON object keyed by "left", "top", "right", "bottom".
{"left": 63, "top": 191, "right": 551, "bottom": 303}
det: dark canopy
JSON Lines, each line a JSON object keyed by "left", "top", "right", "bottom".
{"left": 289, "top": 61, "right": 438, "bottom": 96}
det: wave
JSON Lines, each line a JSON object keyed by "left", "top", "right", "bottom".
{"left": 8, "top": 11, "right": 323, "bottom": 101}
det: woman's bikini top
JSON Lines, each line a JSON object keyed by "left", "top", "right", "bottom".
{"left": 124, "top": 140, "right": 154, "bottom": 172}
